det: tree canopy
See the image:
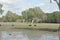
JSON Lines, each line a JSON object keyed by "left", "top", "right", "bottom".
{"left": 22, "top": 7, "right": 47, "bottom": 23}
{"left": 2, "top": 11, "right": 21, "bottom": 22}
{"left": 0, "top": 3, "right": 3, "bottom": 14}
{"left": 0, "top": 7, "right": 60, "bottom": 23}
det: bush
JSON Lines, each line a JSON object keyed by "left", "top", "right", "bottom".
{"left": 34, "top": 24, "right": 36, "bottom": 26}
{"left": 29, "top": 24, "right": 32, "bottom": 26}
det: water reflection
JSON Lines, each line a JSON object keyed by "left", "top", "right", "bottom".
{"left": 0, "top": 30, "right": 59, "bottom": 40}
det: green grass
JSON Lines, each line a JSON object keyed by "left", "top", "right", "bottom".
{"left": 0, "top": 22, "right": 60, "bottom": 30}
{"left": 15, "top": 23, "right": 60, "bottom": 29}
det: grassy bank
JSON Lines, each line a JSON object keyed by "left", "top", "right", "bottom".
{"left": 0, "top": 22, "right": 60, "bottom": 31}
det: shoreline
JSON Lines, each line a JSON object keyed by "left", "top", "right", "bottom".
{"left": 14, "top": 28, "right": 58, "bottom": 32}
{"left": 0, "top": 27, "right": 59, "bottom": 32}
{"left": 0, "top": 23, "right": 60, "bottom": 32}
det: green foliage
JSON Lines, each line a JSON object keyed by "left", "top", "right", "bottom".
{"left": 2, "top": 11, "right": 21, "bottom": 22}
{"left": 46, "top": 13, "right": 52, "bottom": 23}
{"left": 53, "top": 11, "right": 60, "bottom": 23}
{"left": 22, "top": 7, "right": 47, "bottom": 23}
{"left": 0, "top": 6, "right": 60, "bottom": 23}
{"left": 46, "top": 11, "right": 60, "bottom": 23}
{"left": 0, "top": 3, "right": 3, "bottom": 14}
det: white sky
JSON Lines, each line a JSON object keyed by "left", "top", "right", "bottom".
{"left": 0, "top": 0, "right": 59, "bottom": 15}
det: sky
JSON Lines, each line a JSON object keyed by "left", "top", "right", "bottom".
{"left": 0, "top": 0, "right": 59, "bottom": 15}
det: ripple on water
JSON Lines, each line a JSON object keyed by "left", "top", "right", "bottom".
{"left": 1, "top": 31, "right": 29, "bottom": 40}
{"left": 0, "top": 31, "right": 59, "bottom": 40}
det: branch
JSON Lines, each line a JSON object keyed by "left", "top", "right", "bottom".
{"left": 54, "top": 0, "right": 59, "bottom": 5}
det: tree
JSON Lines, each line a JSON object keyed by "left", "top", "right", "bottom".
{"left": 22, "top": 7, "right": 47, "bottom": 23}
{"left": 50, "top": 0, "right": 60, "bottom": 11}
{"left": 0, "top": 3, "right": 3, "bottom": 14}
{"left": 2, "top": 11, "right": 20, "bottom": 22}
{"left": 46, "top": 11, "right": 60, "bottom": 23}
{"left": 53, "top": 11, "right": 60, "bottom": 23}
{"left": 46, "top": 13, "right": 52, "bottom": 23}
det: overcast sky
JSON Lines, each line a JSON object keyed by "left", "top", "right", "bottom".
{"left": 0, "top": 0, "right": 59, "bottom": 15}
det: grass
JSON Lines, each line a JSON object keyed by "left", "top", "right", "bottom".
{"left": 0, "top": 22, "right": 60, "bottom": 30}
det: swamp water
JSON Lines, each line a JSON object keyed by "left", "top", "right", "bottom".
{"left": 0, "top": 29, "right": 59, "bottom": 40}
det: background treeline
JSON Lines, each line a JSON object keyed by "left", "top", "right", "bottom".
{"left": 0, "top": 7, "right": 60, "bottom": 23}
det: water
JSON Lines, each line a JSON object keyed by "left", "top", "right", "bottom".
{"left": 0, "top": 29, "right": 59, "bottom": 40}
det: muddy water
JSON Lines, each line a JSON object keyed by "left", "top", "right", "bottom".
{"left": 0, "top": 29, "right": 59, "bottom": 40}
